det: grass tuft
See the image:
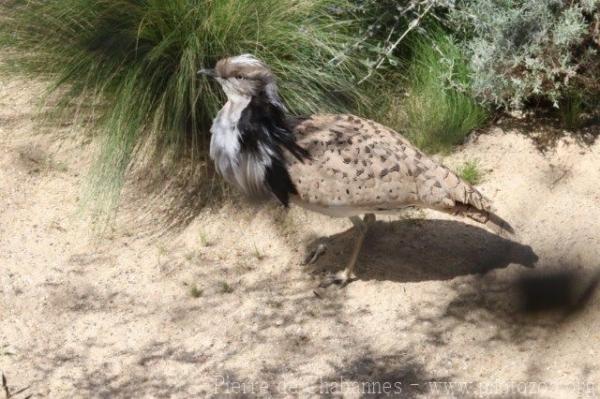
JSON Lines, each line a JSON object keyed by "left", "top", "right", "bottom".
{"left": 198, "top": 230, "right": 212, "bottom": 247}
{"left": 559, "top": 93, "right": 584, "bottom": 130}
{"left": 189, "top": 285, "right": 203, "bottom": 298}
{"left": 0, "top": 0, "right": 374, "bottom": 214}
{"left": 402, "top": 30, "right": 487, "bottom": 154}
{"left": 219, "top": 281, "right": 234, "bottom": 294}
{"left": 252, "top": 242, "right": 265, "bottom": 261}
{"left": 458, "top": 160, "right": 483, "bottom": 185}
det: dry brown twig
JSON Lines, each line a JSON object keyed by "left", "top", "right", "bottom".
{"left": 1, "top": 373, "right": 31, "bottom": 399}
{"left": 2, "top": 373, "right": 10, "bottom": 399}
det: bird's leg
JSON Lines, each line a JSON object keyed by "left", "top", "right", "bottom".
{"left": 320, "top": 213, "right": 375, "bottom": 288}
{"left": 343, "top": 215, "right": 371, "bottom": 281}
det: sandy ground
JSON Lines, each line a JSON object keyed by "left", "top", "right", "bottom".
{"left": 1, "top": 71, "right": 600, "bottom": 399}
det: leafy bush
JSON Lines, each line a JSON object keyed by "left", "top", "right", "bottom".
{"left": 449, "top": 0, "right": 600, "bottom": 110}
{"left": 0, "top": 0, "right": 374, "bottom": 207}
{"left": 401, "top": 31, "right": 487, "bottom": 153}
{"left": 341, "top": 1, "right": 487, "bottom": 152}
{"left": 346, "top": 0, "right": 451, "bottom": 81}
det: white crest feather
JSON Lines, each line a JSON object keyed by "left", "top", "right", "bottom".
{"left": 229, "top": 54, "right": 263, "bottom": 67}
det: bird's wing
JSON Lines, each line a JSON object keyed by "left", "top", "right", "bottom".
{"left": 286, "top": 114, "right": 509, "bottom": 231}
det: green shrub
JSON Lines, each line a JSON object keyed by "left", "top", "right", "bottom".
{"left": 402, "top": 31, "right": 487, "bottom": 153}
{"left": 0, "top": 0, "right": 374, "bottom": 209}
{"left": 346, "top": 0, "right": 451, "bottom": 80}
{"left": 449, "top": 0, "right": 600, "bottom": 110}
{"left": 559, "top": 92, "right": 586, "bottom": 129}
{"left": 344, "top": 2, "right": 487, "bottom": 152}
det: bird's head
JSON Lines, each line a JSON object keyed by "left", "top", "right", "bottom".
{"left": 198, "top": 54, "right": 285, "bottom": 109}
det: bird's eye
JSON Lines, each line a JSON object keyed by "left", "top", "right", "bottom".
{"left": 236, "top": 75, "right": 244, "bottom": 80}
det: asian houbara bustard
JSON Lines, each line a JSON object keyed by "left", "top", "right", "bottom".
{"left": 198, "top": 54, "right": 513, "bottom": 288}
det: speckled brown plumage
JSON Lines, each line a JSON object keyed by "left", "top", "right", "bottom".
{"left": 286, "top": 114, "right": 507, "bottom": 231}
{"left": 203, "top": 54, "right": 514, "bottom": 287}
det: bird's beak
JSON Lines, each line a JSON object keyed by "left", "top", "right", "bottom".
{"left": 197, "top": 68, "right": 216, "bottom": 78}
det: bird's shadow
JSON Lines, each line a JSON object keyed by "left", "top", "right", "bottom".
{"left": 306, "top": 218, "right": 538, "bottom": 283}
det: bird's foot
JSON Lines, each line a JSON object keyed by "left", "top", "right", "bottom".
{"left": 318, "top": 270, "right": 357, "bottom": 288}
{"left": 303, "top": 242, "right": 327, "bottom": 265}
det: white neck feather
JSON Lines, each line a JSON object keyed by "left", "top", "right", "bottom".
{"left": 209, "top": 94, "right": 272, "bottom": 198}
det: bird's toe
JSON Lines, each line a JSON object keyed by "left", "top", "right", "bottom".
{"left": 318, "top": 270, "right": 356, "bottom": 288}
{"left": 303, "top": 242, "right": 327, "bottom": 265}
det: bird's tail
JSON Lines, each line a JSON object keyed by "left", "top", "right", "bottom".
{"left": 440, "top": 171, "right": 514, "bottom": 237}
{"left": 418, "top": 162, "right": 514, "bottom": 236}
{"left": 450, "top": 202, "right": 515, "bottom": 237}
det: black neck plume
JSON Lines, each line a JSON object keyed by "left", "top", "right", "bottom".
{"left": 237, "top": 90, "right": 310, "bottom": 206}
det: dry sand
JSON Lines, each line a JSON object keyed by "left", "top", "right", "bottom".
{"left": 1, "top": 72, "right": 600, "bottom": 398}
